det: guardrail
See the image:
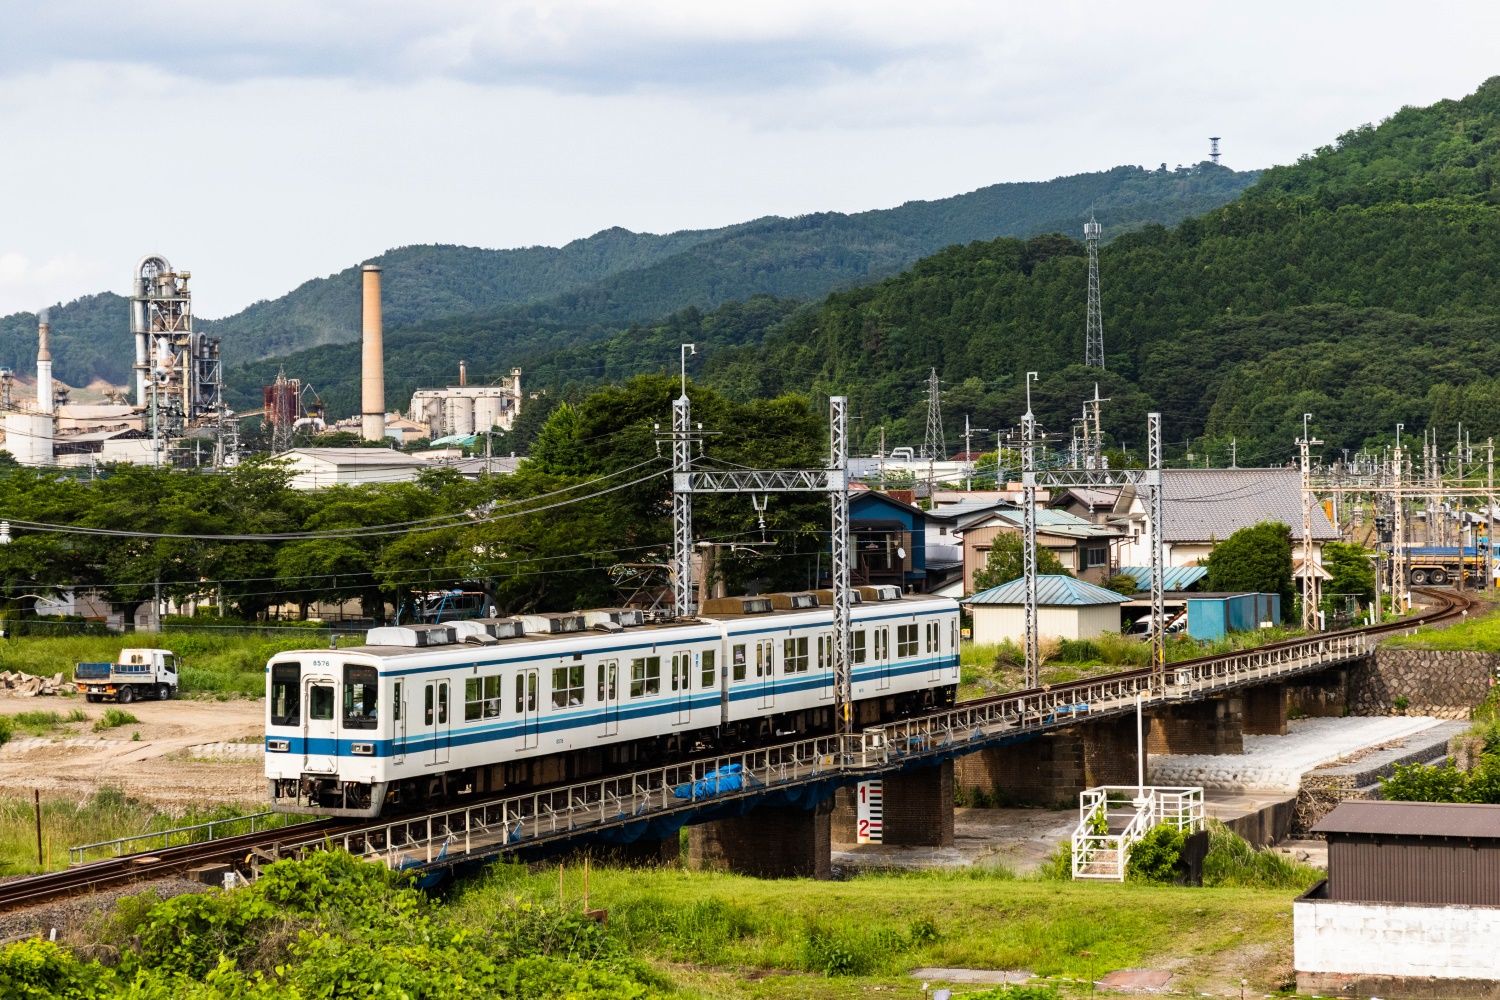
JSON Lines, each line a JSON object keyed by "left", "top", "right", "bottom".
{"left": 1071, "top": 786, "right": 1204, "bottom": 881}
{"left": 70, "top": 811, "right": 280, "bottom": 866}
{"left": 249, "top": 626, "right": 1378, "bottom": 876}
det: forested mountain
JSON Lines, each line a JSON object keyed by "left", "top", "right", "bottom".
{"left": 512, "top": 77, "right": 1500, "bottom": 466}
{"left": 222, "top": 163, "right": 1255, "bottom": 412}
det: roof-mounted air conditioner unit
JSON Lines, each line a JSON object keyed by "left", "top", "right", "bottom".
{"left": 768, "top": 593, "right": 819, "bottom": 610}
{"left": 366, "top": 624, "right": 457, "bottom": 647}
{"left": 583, "top": 608, "right": 644, "bottom": 629}
{"left": 518, "top": 613, "right": 585, "bottom": 635}
{"left": 700, "top": 596, "right": 774, "bottom": 615}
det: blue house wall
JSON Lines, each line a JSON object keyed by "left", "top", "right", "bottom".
{"left": 850, "top": 492, "right": 927, "bottom": 588}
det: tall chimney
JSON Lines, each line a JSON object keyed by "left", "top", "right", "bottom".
{"left": 360, "top": 264, "right": 385, "bottom": 442}
{"left": 458, "top": 360, "right": 467, "bottom": 387}
{"left": 36, "top": 308, "right": 53, "bottom": 416}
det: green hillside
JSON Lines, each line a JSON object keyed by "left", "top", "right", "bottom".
{"left": 0, "top": 293, "right": 129, "bottom": 389}
{"left": 222, "top": 162, "right": 1256, "bottom": 412}
{"left": 653, "top": 77, "right": 1500, "bottom": 463}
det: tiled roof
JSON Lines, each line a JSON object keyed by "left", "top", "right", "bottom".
{"left": 1118, "top": 565, "right": 1209, "bottom": 591}
{"left": 1157, "top": 469, "right": 1339, "bottom": 543}
{"left": 966, "top": 508, "right": 1118, "bottom": 539}
{"left": 965, "top": 574, "right": 1129, "bottom": 607}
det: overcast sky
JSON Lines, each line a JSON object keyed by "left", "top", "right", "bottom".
{"left": 1, "top": 1, "right": 1497, "bottom": 318}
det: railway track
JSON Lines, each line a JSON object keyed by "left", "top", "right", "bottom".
{"left": 0, "top": 586, "right": 1480, "bottom": 913}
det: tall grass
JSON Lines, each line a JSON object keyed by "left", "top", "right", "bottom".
{"left": 1385, "top": 608, "right": 1500, "bottom": 652}
{"left": 1201, "top": 822, "right": 1322, "bottom": 890}
{"left": 0, "top": 788, "right": 304, "bottom": 874}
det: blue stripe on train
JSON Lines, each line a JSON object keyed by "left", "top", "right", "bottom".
{"left": 268, "top": 654, "right": 959, "bottom": 759}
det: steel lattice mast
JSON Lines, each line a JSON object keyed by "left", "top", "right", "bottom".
{"left": 923, "top": 368, "right": 945, "bottom": 460}
{"left": 1084, "top": 216, "right": 1105, "bottom": 369}
{"left": 1021, "top": 373, "right": 1040, "bottom": 688}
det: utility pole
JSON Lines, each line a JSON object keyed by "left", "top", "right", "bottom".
{"left": 877, "top": 426, "right": 886, "bottom": 490}
{"left": 1021, "top": 372, "right": 1040, "bottom": 688}
{"left": 670, "top": 362, "right": 695, "bottom": 621}
{"left": 1299, "top": 415, "right": 1323, "bottom": 631}
{"left": 1392, "top": 438, "right": 1407, "bottom": 614}
{"left": 1147, "top": 413, "right": 1165, "bottom": 680}
{"left": 962, "top": 415, "right": 989, "bottom": 491}
{"left": 1230, "top": 437, "right": 1237, "bottom": 469}
{"left": 1088, "top": 384, "right": 1107, "bottom": 469}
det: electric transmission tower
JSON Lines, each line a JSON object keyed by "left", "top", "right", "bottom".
{"left": 1084, "top": 215, "right": 1105, "bottom": 369}
{"left": 922, "top": 368, "right": 946, "bottom": 460}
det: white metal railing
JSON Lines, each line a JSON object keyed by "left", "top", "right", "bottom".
{"left": 249, "top": 630, "right": 1363, "bottom": 877}
{"left": 1071, "top": 785, "right": 1204, "bottom": 881}
{"left": 69, "top": 811, "right": 281, "bottom": 866}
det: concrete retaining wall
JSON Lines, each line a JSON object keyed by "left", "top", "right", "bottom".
{"left": 1349, "top": 648, "right": 1499, "bottom": 719}
{"left": 1296, "top": 896, "right": 1500, "bottom": 995}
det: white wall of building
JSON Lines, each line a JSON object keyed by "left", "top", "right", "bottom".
{"left": 1295, "top": 898, "right": 1500, "bottom": 981}
{"left": 970, "top": 603, "right": 1121, "bottom": 645}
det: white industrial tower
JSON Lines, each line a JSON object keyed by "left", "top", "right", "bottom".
{"left": 1209, "top": 137, "right": 1222, "bottom": 165}
{"left": 1084, "top": 216, "right": 1105, "bottom": 369}
{"left": 922, "top": 367, "right": 946, "bottom": 461}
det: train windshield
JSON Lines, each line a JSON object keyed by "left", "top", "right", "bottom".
{"left": 343, "top": 665, "right": 378, "bottom": 730}
{"left": 270, "top": 663, "right": 300, "bottom": 726}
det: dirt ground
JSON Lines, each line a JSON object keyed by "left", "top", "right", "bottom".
{"left": 0, "top": 695, "right": 264, "bottom": 807}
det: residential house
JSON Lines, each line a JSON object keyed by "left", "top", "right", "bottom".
{"left": 1112, "top": 468, "right": 1339, "bottom": 569}
{"left": 1050, "top": 486, "right": 1120, "bottom": 525}
{"left": 958, "top": 508, "right": 1123, "bottom": 591}
{"left": 849, "top": 489, "right": 927, "bottom": 591}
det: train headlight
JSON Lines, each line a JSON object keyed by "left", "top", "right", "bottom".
{"left": 267, "top": 739, "right": 289, "bottom": 753}
{"left": 351, "top": 743, "right": 375, "bottom": 756}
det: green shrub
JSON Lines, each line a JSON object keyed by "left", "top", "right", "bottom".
{"left": 968, "top": 986, "right": 1060, "bottom": 1000}
{"left": 800, "top": 921, "right": 879, "bottom": 976}
{"left": 0, "top": 716, "right": 11, "bottom": 748}
{"left": 1125, "top": 824, "right": 1185, "bottom": 883}
{"left": 94, "top": 709, "right": 139, "bottom": 732}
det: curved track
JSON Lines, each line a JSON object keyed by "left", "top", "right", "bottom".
{"left": 0, "top": 587, "right": 1480, "bottom": 913}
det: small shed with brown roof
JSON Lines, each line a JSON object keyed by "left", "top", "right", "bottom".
{"left": 1312, "top": 799, "right": 1500, "bottom": 906}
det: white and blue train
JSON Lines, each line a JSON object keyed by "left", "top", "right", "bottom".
{"left": 266, "top": 588, "right": 959, "bottom": 817}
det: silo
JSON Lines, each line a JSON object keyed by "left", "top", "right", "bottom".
{"left": 445, "top": 394, "right": 475, "bottom": 436}
{"left": 473, "top": 394, "right": 504, "bottom": 432}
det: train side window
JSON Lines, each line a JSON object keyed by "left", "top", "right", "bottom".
{"left": 782, "top": 637, "right": 809, "bottom": 673}
{"left": 732, "top": 644, "right": 747, "bottom": 681}
{"left": 424, "top": 685, "right": 435, "bottom": 725}
{"left": 270, "top": 663, "right": 300, "bottom": 726}
{"left": 926, "top": 622, "right": 939, "bottom": 654}
{"left": 850, "top": 630, "right": 866, "bottom": 664}
{"left": 817, "top": 634, "right": 830, "bottom": 672}
{"left": 630, "top": 656, "right": 661, "bottom": 698}
{"left": 464, "top": 678, "right": 484, "bottom": 721}
{"left": 515, "top": 675, "right": 524, "bottom": 713}
{"left": 701, "top": 649, "right": 716, "bottom": 687}
{"left": 483, "top": 676, "right": 501, "bottom": 717}
{"left": 342, "top": 665, "right": 378, "bottom": 730}
{"left": 437, "top": 683, "right": 448, "bottom": 725}
{"left": 897, "top": 624, "right": 918, "bottom": 658}
{"left": 552, "top": 664, "right": 585, "bottom": 708}
{"left": 393, "top": 681, "right": 402, "bottom": 722}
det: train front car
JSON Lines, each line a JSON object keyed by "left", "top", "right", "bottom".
{"left": 266, "top": 648, "right": 390, "bottom": 817}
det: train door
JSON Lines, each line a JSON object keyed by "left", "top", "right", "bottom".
{"left": 874, "top": 627, "right": 891, "bottom": 690}
{"left": 597, "top": 660, "right": 620, "bottom": 738}
{"left": 672, "top": 652, "right": 691, "bottom": 725}
{"left": 516, "top": 668, "right": 540, "bottom": 751}
{"left": 423, "top": 680, "right": 450, "bottom": 766}
{"left": 756, "top": 639, "right": 775, "bottom": 710}
{"left": 927, "top": 621, "right": 942, "bottom": 682}
{"left": 393, "top": 680, "right": 407, "bottom": 765}
{"left": 302, "top": 672, "right": 337, "bottom": 774}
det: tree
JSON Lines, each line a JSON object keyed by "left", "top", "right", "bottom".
{"left": 1322, "top": 541, "right": 1375, "bottom": 603}
{"left": 1204, "top": 521, "right": 1294, "bottom": 620}
{"left": 972, "top": 532, "right": 1071, "bottom": 592}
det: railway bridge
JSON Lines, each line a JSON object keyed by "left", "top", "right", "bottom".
{"left": 0, "top": 590, "right": 1469, "bottom": 910}
{"left": 253, "top": 591, "right": 1467, "bottom": 881}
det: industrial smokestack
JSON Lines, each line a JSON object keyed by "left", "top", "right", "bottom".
{"left": 360, "top": 264, "right": 385, "bottom": 442}
{"left": 458, "top": 360, "right": 467, "bottom": 387}
{"left": 36, "top": 308, "right": 53, "bottom": 416}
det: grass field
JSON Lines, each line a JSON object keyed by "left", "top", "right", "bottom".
{"left": 0, "top": 630, "right": 361, "bottom": 697}
{"left": 445, "top": 861, "right": 1305, "bottom": 997}
{"left": 1384, "top": 602, "right": 1500, "bottom": 651}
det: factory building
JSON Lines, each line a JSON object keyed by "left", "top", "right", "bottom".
{"left": 409, "top": 366, "right": 523, "bottom": 439}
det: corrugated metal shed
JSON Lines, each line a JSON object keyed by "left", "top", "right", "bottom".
{"left": 1315, "top": 800, "right": 1500, "bottom": 906}
{"left": 1314, "top": 800, "right": 1500, "bottom": 839}
{"left": 1118, "top": 565, "right": 1208, "bottom": 591}
{"left": 965, "top": 575, "right": 1128, "bottom": 607}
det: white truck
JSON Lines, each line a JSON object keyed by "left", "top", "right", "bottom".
{"left": 74, "top": 649, "right": 180, "bottom": 703}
